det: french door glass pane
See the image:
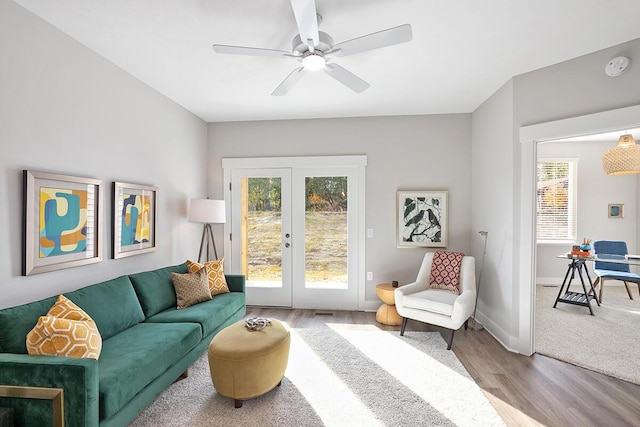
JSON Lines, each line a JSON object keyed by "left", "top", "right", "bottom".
{"left": 304, "top": 176, "right": 348, "bottom": 289}
{"left": 243, "top": 177, "right": 282, "bottom": 287}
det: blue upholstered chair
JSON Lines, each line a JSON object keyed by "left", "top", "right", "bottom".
{"left": 592, "top": 240, "right": 640, "bottom": 302}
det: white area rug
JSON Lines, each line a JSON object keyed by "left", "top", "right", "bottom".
{"left": 536, "top": 284, "right": 640, "bottom": 385}
{"left": 130, "top": 325, "right": 504, "bottom": 426}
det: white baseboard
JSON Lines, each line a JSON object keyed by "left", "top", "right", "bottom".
{"left": 364, "top": 300, "right": 380, "bottom": 312}
{"left": 474, "top": 311, "right": 522, "bottom": 354}
{"left": 536, "top": 277, "right": 563, "bottom": 285}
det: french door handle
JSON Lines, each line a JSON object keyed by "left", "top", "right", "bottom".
{"left": 285, "top": 233, "right": 290, "bottom": 238}
{"left": 284, "top": 243, "right": 291, "bottom": 248}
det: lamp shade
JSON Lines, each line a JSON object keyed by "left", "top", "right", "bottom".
{"left": 188, "top": 199, "right": 226, "bottom": 223}
{"left": 602, "top": 134, "right": 640, "bottom": 175}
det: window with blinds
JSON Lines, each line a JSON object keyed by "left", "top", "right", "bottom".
{"left": 536, "top": 159, "right": 577, "bottom": 242}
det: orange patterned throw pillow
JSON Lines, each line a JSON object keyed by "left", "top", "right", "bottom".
{"left": 429, "top": 251, "right": 465, "bottom": 294}
{"left": 186, "top": 258, "right": 229, "bottom": 296}
{"left": 26, "top": 295, "right": 102, "bottom": 359}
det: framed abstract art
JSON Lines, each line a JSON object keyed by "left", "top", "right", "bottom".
{"left": 112, "top": 181, "right": 157, "bottom": 259}
{"left": 397, "top": 190, "right": 448, "bottom": 248}
{"left": 608, "top": 203, "right": 623, "bottom": 218}
{"left": 23, "top": 170, "right": 103, "bottom": 275}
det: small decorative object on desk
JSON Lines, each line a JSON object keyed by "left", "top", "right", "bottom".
{"left": 392, "top": 280, "right": 399, "bottom": 288}
{"left": 579, "top": 238, "right": 592, "bottom": 252}
{"left": 570, "top": 238, "right": 592, "bottom": 257}
{"left": 245, "top": 317, "right": 271, "bottom": 331}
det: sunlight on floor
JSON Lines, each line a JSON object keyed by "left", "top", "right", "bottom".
{"left": 285, "top": 327, "right": 383, "bottom": 426}
{"left": 327, "top": 323, "right": 502, "bottom": 426}
{"left": 481, "top": 391, "right": 547, "bottom": 427}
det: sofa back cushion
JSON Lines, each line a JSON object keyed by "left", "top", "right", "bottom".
{"left": 129, "top": 263, "right": 188, "bottom": 318}
{"left": 65, "top": 276, "right": 145, "bottom": 340}
{"left": 0, "top": 295, "right": 57, "bottom": 354}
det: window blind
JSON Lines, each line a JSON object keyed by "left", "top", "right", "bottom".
{"left": 536, "top": 160, "right": 577, "bottom": 242}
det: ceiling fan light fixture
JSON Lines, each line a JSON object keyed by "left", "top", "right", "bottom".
{"left": 602, "top": 134, "right": 640, "bottom": 175}
{"left": 302, "top": 53, "right": 325, "bottom": 71}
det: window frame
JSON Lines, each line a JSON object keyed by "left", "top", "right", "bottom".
{"left": 536, "top": 158, "right": 578, "bottom": 244}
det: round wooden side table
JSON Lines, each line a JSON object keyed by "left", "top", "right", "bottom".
{"left": 375, "top": 283, "right": 403, "bottom": 326}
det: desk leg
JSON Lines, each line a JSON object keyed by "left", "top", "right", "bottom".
{"left": 553, "top": 262, "right": 574, "bottom": 308}
{"left": 583, "top": 267, "right": 600, "bottom": 306}
{"left": 576, "top": 265, "right": 594, "bottom": 315}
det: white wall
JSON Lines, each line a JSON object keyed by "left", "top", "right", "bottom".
{"left": 0, "top": 1, "right": 208, "bottom": 309}
{"left": 208, "top": 114, "right": 472, "bottom": 304}
{"left": 536, "top": 141, "right": 638, "bottom": 283}
{"left": 470, "top": 80, "right": 516, "bottom": 347}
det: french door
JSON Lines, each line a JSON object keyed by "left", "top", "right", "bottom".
{"left": 223, "top": 156, "right": 365, "bottom": 310}
{"left": 229, "top": 168, "right": 292, "bottom": 307}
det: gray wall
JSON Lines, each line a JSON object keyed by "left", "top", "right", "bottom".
{"left": 208, "top": 115, "right": 472, "bottom": 303}
{"left": 536, "top": 141, "right": 639, "bottom": 283}
{"left": 0, "top": 1, "right": 208, "bottom": 309}
{"left": 470, "top": 80, "right": 516, "bottom": 342}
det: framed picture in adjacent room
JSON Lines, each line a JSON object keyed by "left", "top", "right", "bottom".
{"left": 112, "top": 181, "right": 158, "bottom": 259}
{"left": 397, "top": 190, "right": 448, "bottom": 248}
{"left": 608, "top": 203, "right": 623, "bottom": 218}
{"left": 23, "top": 170, "right": 103, "bottom": 275}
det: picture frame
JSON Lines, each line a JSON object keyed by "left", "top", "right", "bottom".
{"left": 397, "top": 190, "right": 448, "bottom": 248}
{"left": 112, "top": 181, "right": 157, "bottom": 259}
{"left": 608, "top": 203, "right": 623, "bottom": 218}
{"left": 23, "top": 170, "right": 103, "bottom": 276}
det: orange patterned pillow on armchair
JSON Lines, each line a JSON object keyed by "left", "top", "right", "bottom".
{"left": 429, "top": 251, "right": 464, "bottom": 294}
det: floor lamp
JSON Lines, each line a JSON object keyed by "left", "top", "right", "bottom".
{"left": 188, "top": 199, "right": 226, "bottom": 263}
{"left": 470, "top": 230, "right": 488, "bottom": 331}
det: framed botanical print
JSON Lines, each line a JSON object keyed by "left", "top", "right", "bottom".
{"left": 112, "top": 181, "right": 157, "bottom": 259}
{"left": 397, "top": 190, "right": 448, "bottom": 248}
{"left": 23, "top": 170, "right": 103, "bottom": 275}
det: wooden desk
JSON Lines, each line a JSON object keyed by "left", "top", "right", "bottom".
{"left": 375, "top": 283, "right": 403, "bottom": 326}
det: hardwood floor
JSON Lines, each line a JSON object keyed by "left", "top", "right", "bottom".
{"left": 247, "top": 307, "right": 640, "bottom": 427}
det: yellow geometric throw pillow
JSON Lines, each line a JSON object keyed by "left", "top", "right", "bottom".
{"left": 26, "top": 295, "right": 102, "bottom": 359}
{"left": 187, "top": 258, "right": 230, "bottom": 296}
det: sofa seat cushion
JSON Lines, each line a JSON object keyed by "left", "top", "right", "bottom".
{"left": 98, "top": 322, "right": 201, "bottom": 419}
{"left": 145, "top": 292, "right": 245, "bottom": 337}
{"left": 129, "top": 263, "right": 188, "bottom": 318}
{"left": 402, "top": 289, "right": 458, "bottom": 316}
{"left": 64, "top": 276, "right": 145, "bottom": 340}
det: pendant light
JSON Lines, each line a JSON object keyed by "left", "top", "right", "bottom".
{"left": 602, "top": 133, "right": 640, "bottom": 175}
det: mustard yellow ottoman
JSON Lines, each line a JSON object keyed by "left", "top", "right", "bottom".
{"left": 208, "top": 319, "right": 290, "bottom": 408}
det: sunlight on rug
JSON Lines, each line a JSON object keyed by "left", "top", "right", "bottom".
{"left": 130, "top": 325, "right": 504, "bottom": 427}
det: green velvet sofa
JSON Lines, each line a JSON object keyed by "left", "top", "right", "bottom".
{"left": 0, "top": 263, "right": 246, "bottom": 427}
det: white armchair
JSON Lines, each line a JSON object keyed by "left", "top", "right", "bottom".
{"left": 394, "top": 252, "right": 476, "bottom": 350}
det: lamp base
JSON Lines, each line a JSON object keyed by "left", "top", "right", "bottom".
{"left": 197, "top": 223, "right": 219, "bottom": 263}
{"left": 468, "top": 317, "right": 484, "bottom": 331}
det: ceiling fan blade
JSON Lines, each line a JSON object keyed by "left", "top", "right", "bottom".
{"left": 213, "top": 44, "right": 290, "bottom": 58}
{"left": 332, "top": 24, "right": 413, "bottom": 57}
{"left": 272, "top": 67, "right": 305, "bottom": 96}
{"left": 323, "top": 63, "right": 370, "bottom": 93}
{"left": 290, "top": 0, "right": 319, "bottom": 48}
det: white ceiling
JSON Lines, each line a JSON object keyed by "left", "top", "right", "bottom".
{"left": 13, "top": 0, "right": 640, "bottom": 123}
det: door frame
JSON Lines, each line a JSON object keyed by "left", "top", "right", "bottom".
{"left": 222, "top": 155, "right": 368, "bottom": 311}
{"left": 519, "top": 104, "right": 640, "bottom": 356}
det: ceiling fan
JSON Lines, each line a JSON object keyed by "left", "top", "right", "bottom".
{"left": 212, "top": 0, "right": 412, "bottom": 96}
